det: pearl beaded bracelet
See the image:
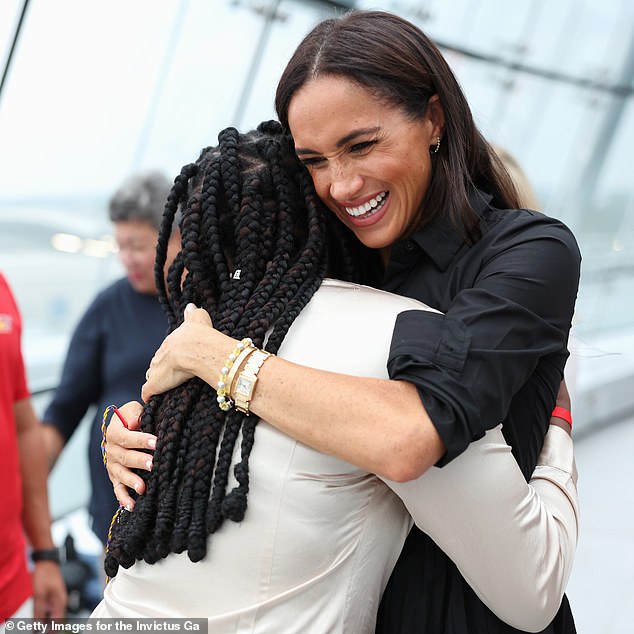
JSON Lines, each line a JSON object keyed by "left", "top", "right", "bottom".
{"left": 217, "top": 338, "right": 255, "bottom": 411}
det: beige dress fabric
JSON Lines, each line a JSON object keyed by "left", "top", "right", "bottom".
{"left": 92, "top": 280, "right": 578, "bottom": 632}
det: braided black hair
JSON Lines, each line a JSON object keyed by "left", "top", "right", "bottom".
{"left": 104, "top": 121, "right": 381, "bottom": 577}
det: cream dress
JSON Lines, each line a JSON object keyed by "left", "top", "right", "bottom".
{"left": 92, "top": 280, "right": 578, "bottom": 633}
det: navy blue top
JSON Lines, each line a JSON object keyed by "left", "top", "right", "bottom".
{"left": 43, "top": 278, "right": 168, "bottom": 544}
{"left": 377, "top": 190, "right": 581, "bottom": 633}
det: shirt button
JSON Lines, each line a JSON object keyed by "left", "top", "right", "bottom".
{"left": 405, "top": 240, "right": 415, "bottom": 251}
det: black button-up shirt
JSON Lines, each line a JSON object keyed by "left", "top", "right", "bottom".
{"left": 377, "top": 190, "right": 581, "bottom": 633}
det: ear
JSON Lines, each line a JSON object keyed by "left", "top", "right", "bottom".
{"left": 426, "top": 95, "right": 445, "bottom": 141}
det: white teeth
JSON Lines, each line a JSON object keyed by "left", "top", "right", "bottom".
{"left": 345, "top": 192, "right": 387, "bottom": 217}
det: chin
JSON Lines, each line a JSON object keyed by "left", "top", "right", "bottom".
{"left": 350, "top": 228, "right": 397, "bottom": 252}
{"left": 130, "top": 280, "right": 155, "bottom": 295}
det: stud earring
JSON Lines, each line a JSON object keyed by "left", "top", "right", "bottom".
{"left": 430, "top": 136, "right": 441, "bottom": 155}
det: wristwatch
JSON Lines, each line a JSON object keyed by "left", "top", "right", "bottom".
{"left": 31, "top": 547, "right": 60, "bottom": 564}
{"left": 234, "top": 349, "right": 272, "bottom": 415}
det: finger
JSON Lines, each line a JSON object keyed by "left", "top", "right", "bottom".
{"left": 46, "top": 585, "right": 67, "bottom": 619}
{"left": 107, "top": 423, "right": 156, "bottom": 452}
{"left": 108, "top": 461, "right": 147, "bottom": 498}
{"left": 107, "top": 442, "right": 154, "bottom": 472}
{"left": 118, "top": 400, "right": 144, "bottom": 429}
{"left": 141, "top": 381, "right": 153, "bottom": 404}
{"left": 184, "top": 302, "right": 213, "bottom": 326}
{"left": 113, "top": 481, "right": 139, "bottom": 511}
{"left": 127, "top": 414, "right": 142, "bottom": 432}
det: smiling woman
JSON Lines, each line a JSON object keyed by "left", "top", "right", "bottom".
{"left": 288, "top": 78, "right": 442, "bottom": 255}
{"left": 270, "top": 11, "right": 581, "bottom": 633}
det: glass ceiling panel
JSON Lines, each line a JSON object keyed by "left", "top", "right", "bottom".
{"left": 0, "top": 0, "right": 632, "bottom": 341}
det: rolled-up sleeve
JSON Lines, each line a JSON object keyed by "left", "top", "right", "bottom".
{"left": 387, "top": 218, "right": 581, "bottom": 465}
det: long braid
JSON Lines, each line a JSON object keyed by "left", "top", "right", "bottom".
{"left": 156, "top": 164, "right": 198, "bottom": 328}
{"left": 104, "top": 121, "right": 373, "bottom": 578}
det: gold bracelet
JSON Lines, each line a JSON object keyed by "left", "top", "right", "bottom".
{"left": 225, "top": 346, "right": 257, "bottom": 395}
{"left": 217, "top": 338, "right": 254, "bottom": 412}
{"left": 233, "top": 349, "right": 272, "bottom": 415}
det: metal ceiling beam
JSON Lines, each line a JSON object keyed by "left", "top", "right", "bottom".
{"left": 0, "top": 0, "right": 31, "bottom": 107}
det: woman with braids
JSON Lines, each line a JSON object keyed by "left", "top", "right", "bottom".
{"left": 95, "top": 121, "right": 578, "bottom": 632}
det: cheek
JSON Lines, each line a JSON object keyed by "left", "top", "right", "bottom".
{"left": 128, "top": 252, "right": 156, "bottom": 273}
{"left": 307, "top": 169, "right": 331, "bottom": 202}
{"left": 143, "top": 252, "right": 157, "bottom": 271}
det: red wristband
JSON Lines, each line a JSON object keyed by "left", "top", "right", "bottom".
{"left": 551, "top": 406, "right": 572, "bottom": 428}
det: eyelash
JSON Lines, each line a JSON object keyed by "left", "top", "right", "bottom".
{"left": 350, "top": 139, "right": 377, "bottom": 153}
{"left": 299, "top": 139, "right": 378, "bottom": 169}
{"left": 299, "top": 157, "right": 325, "bottom": 167}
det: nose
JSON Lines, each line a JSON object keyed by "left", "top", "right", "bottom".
{"left": 328, "top": 160, "right": 364, "bottom": 202}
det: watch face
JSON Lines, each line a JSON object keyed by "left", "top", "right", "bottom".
{"left": 235, "top": 375, "right": 254, "bottom": 398}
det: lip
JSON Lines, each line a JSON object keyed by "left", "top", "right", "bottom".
{"left": 339, "top": 192, "right": 390, "bottom": 228}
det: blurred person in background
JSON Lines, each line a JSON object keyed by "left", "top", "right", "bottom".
{"left": 41, "top": 171, "right": 179, "bottom": 551}
{"left": 492, "top": 145, "right": 542, "bottom": 212}
{"left": 0, "top": 273, "right": 67, "bottom": 622}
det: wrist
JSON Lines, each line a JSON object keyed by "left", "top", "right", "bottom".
{"left": 184, "top": 327, "right": 234, "bottom": 379}
{"left": 551, "top": 405, "right": 572, "bottom": 430}
{"left": 31, "top": 547, "right": 60, "bottom": 564}
{"left": 207, "top": 332, "right": 239, "bottom": 379}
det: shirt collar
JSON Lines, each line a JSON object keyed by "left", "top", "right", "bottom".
{"left": 407, "top": 188, "right": 493, "bottom": 271}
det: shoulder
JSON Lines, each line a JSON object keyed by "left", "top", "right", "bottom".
{"left": 88, "top": 277, "right": 136, "bottom": 307}
{"left": 480, "top": 207, "right": 581, "bottom": 268}
{"left": 318, "top": 279, "right": 439, "bottom": 315}
{"left": 0, "top": 272, "right": 18, "bottom": 309}
{"left": 277, "top": 280, "right": 440, "bottom": 376}
{"left": 76, "top": 278, "right": 132, "bottom": 325}
{"left": 93, "top": 277, "right": 130, "bottom": 299}
{"left": 487, "top": 206, "right": 578, "bottom": 246}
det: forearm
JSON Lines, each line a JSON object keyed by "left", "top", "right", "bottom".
{"left": 250, "top": 358, "right": 444, "bottom": 481}
{"left": 15, "top": 400, "right": 57, "bottom": 550}
{"left": 385, "top": 423, "right": 578, "bottom": 632}
{"left": 144, "top": 316, "right": 445, "bottom": 482}
{"left": 41, "top": 423, "right": 65, "bottom": 471}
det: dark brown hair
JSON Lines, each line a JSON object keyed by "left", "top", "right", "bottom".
{"left": 275, "top": 10, "right": 520, "bottom": 240}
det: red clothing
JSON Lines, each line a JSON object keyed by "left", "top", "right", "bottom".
{"left": 0, "top": 273, "right": 32, "bottom": 620}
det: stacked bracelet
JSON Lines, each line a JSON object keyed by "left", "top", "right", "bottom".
{"left": 233, "top": 349, "right": 272, "bottom": 415}
{"left": 217, "top": 338, "right": 254, "bottom": 411}
{"left": 551, "top": 406, "right": 573, "bottom": 428}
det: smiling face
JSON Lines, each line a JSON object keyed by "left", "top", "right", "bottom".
{"left": 287, "top": 75, "right": 444, "bottom": 255}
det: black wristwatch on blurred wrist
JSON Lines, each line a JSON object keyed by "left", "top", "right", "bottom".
{"left": 31, "top": 548, "right": 60, "bottom": 564}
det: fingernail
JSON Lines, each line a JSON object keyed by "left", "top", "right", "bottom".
{"left": 125, "top": 503, "right": 133, "bottom": 512}
{"left": 185, "top": 303, "right": 197, "bottom": 314}
{"left": 148, "top": 437, "right": 156, "bottom": 450}
{"left": 134, "top": 483, "right": 143, "bottom": 494}
{"left": 145, "top": 458, "right": 153, "bottom": 470}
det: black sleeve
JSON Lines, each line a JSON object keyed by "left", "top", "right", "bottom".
{"left": 387, "top": 218, "right": 581, "bottom": 465}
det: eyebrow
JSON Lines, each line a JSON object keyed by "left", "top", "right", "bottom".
{"left": 295, "top": 126, "right": 382, "bottom": 155}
